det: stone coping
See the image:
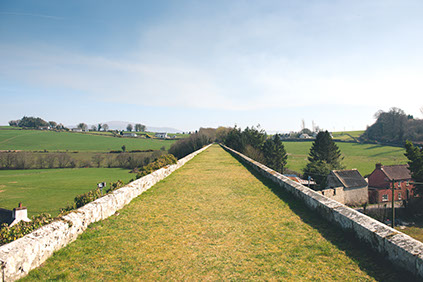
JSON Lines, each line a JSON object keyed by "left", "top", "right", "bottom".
{"left": 0, "top": 144, "right": 212, "bottom": 282}
{"left": 221, "top": 144, "right": 423, "bottom": 279}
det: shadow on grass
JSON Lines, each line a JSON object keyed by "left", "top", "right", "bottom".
{"left": 225, "top": 149, "right": 417, "bottom": 282}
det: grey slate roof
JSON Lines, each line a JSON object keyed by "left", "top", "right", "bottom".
{"left": 381, "top": 164, "right": 411, "bottom": 181}
{"left": 331, "top": 169, "right": 368, "bottom": 189}
{"left": 0, "top": 208, "right": 13, "bottom": 225}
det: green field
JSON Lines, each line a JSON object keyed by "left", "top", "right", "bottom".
{"left": 0, "top": 129, "right": 176, "bottom": 151}
{"left": 0, "top": 168, "right": 133, "bottom": 217}
{"left": 332, "top": 130, "right": 364, "bottom": 141}
{"left": 23, "top": 145, "right": 409, "bottom": 281}
{"left": 285, "top": 141, "right": 407, "bottom": 176}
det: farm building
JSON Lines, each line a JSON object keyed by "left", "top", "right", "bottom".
{"left": 324, "top": 169, "right": 368, "bottom": 205}
{"left": 71, "top": 128, "right": 83, "bottom": 132}
{"left": 155, "top": 132, "right": 168, "bottom": 139}
{"left": 368, "top": 164, "right": 415, "bottom": 204}
{"left": 123, "top": 133, "right": 137, "bottom": 137}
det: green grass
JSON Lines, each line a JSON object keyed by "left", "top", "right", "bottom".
{"left": 396, "top": 226, "right": 423, "bottom": 243}
{"left": 285, "top": 141, "right": 407, "bottom": 176}
{"left": 22, "top": 145, "right": 410, "bottom": 281}
{"left": 0, "top": 168, "right": 133, "bottom": 217}
{"left": 332, "top": 130, "right": 364, "bottom": 141}
{"left": 0, "top": 129, "right": 177, "bottom": 152}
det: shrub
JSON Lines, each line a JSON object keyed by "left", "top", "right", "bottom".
{"left": 136, "top": 154, "right": 177, "bottom": 179}
{"left": 74, "top": 189, "right": 102, "bottom": 208}
{"left": 0, "top": 213, "right": 54, "bottom": 246}
{"left": 105, "top": 180, "right": 125, "bottom": 193}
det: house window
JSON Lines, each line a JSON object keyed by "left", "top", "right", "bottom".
{"left": 406, "top": 180, "right": 410, "bottom": 186}
{"left": 382, "top": 194, "right": 389, "bottom": 202}
{"left": 397, "top": 181, "right": 401, "bottom": 188}
{"left": 398, "top": 192, "right": 402, "bottom": 200}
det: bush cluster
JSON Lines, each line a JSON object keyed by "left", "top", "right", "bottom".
{"left": 223, "top": 126, "right": 288, "bottom": 174}
{"left": 136, "top": 154, "right": 177, "bottom": 179}
{"left": 0, "top": 213, "right": 54, "bottom": 246}
{"left": 168, "top": 128, "right": 215, "bottom": 159}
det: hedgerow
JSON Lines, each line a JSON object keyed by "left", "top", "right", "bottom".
{"left": 0, "top": 213, "right": 54, "bottom": 246}
{"left": 136, "top": 154, "right": 177, "bottom": 179}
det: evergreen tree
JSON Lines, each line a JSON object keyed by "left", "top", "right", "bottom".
{"left": 303, "top": 131, "right": 344, "bottom": 188}
{"left": 263, "top": 134, "right": 288, "bottom": 173}
{"left": 405, "top": 141, "right": 423, "bottom": 196}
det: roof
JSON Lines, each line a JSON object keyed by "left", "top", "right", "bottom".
{"left": 381, "top": 164, "right": 411, "bottom": 180}
{"left": 331, "top": 169, "right": 367, "bottom": 189}
{"left": 0, "top": 208, "right": 13, "bottom": 225}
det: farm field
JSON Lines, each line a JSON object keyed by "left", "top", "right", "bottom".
{"left": 22, "top": 145, "right": 409, "bottom": 281}
{"left": 0, "top": 129, "right": 176, "bottom": 151}
{"left": 0, "top": 168, "right": 133, "bottom": 217}
{"left": 284, "top": 141, "right": 407, "bottom": 176}
{"left": 332, "top": 130, "right": 364, "bottom": 141}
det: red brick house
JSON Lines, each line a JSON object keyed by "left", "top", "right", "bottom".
{"left": 368, "top": 163, "right": 415, "bottom": 204}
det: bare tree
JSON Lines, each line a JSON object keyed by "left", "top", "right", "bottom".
{"left": 92, "top": 154, "right": 104, "bottom": 168}
{"left": 102, "top": 124, "right": 109, "bottom": 131}
{"left": 57, "top": 153, "right": 72, "bottom": 168}
{"left": 91, "top": 125, "right": 96, "bottom": 131}
{"left": 127, "top": 124, "right": 133, "bottom": 132}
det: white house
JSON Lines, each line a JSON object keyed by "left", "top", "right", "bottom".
{"left": 155, "top": 132, "right": 168, "bottom": 139}
{"left": 299, "top": 133, "right": 311, "bottom": 139}
{"left": 123, "top": 133, "right": 137, "bottom": 137}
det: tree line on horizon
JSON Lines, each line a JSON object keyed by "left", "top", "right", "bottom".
{"left": 361, "top": 107, "right": 423, "bottom": 144}
{"left": 8, "top": 116, "right": 148, "bottom": 133}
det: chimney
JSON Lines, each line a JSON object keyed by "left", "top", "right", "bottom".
{"left": 376, "top": 163, "right": 382, "bottom": 169}
{"left": 11, "top": 203, "right": 31, "bottom": 227}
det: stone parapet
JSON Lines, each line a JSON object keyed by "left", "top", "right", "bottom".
{"left": 0, "top": 144, "right": 212, "bottom": 282}
{"left": 221, "top": 144, "right": 423, "bottom": 279}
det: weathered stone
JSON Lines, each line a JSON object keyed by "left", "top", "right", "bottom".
{"left": 0, "top": 144, "right": 212, "bottom": 282}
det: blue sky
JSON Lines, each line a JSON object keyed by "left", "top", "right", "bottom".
{"left": 1, "top": 0, "right": 422, "bottom": 132}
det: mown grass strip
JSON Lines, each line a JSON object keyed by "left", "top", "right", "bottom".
{"left": 23, "top": 144, "right": 412, "bottom": 281}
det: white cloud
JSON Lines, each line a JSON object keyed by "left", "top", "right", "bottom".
{"left": 0, "top": 42, "right": 422, "bottom": 117}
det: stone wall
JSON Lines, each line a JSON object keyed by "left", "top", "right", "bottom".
{"left": 221, "top": 144, "right": 423, "bottom": 279}
{"left": 344, "top": 186, "right": 368, "bottom": 206}
{"left": 0, "top": 144, "right": 212, "bottom": 282}
{"left": 320, "top": 187, "right": 344, "bottom": 204}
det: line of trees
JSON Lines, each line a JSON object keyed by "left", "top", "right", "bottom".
{"left": 169, "top": 128, "right": 216, "bottom": 159}
{"left": 0, "top": 151, "right": 163, "bottom": 170}
{"left": 223, "top": 125, "right": 288, "bottom": 174}
{"left": 361, "top": 108, "right": 423, "bottom": 144}
{"left": 9, "top": 116, "right": 66, "bottom": 130}
{"left": 126, "top": 123, "right": 146, "bottom": 132}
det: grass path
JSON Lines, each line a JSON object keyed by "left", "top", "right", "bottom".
{"left": 23, "top": 145, "right": 410, "bottom": 281}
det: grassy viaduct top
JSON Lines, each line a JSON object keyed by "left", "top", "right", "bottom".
{"left": 23, "top": 145, "right": 410, "bottom": 281}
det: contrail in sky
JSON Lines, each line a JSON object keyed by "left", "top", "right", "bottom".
{"left": 0, "top": 12, "right": 64, "bottom": 20}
